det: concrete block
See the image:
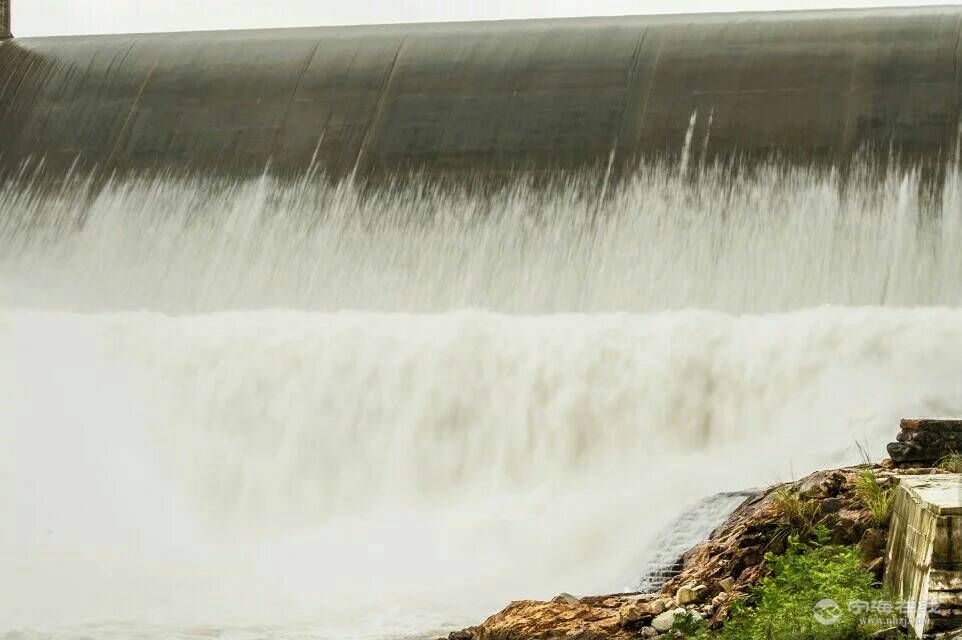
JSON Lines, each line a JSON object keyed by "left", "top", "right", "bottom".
{"left": 885, "top": 476, "right": 962, "bottom": 638}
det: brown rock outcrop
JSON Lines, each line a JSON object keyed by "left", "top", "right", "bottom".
{"left": 450, "top": 597, "right": 638, "bottom": 640}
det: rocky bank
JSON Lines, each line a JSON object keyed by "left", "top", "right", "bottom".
{"left": 446, "top": 420, "right": 962, "bottom": 640}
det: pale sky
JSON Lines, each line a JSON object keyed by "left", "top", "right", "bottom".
{"left": 13, "top": 0, "right": 962, "bottom": 37}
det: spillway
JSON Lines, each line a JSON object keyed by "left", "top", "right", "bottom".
{"left": 1, "top": 5, "right": 962, "bottom": 184}
{"left": 6, "top": 6, "right": 962, "bottom": 640}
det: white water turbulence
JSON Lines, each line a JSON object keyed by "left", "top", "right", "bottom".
{"left": 4, "top": 165, "right": 962, "bottom": 640}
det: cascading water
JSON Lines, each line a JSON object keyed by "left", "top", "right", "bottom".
{"left": 4, "top": 164, "right": 962, "bottom": 640}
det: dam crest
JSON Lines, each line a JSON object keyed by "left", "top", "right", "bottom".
{"left": 1, "top": 5, "right": 961, "bottom": 185}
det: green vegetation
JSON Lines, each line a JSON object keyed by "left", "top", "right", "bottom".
{"left": 670, "top": 473, "right": 904, "bottom": 639}
{"left": 771, "top": 486, "right": 820, "bottom": 545}
{"left": 937, "top": 452, "right": 962, "bottom": 473}
{"left": 853, "top": 470, "right": 894, "bottom": 528}
{"left": 671, "top": 610, "right": 712, "bottom": 639}
{"left": 671, "top": 530, "right": 899, "bottom": 640}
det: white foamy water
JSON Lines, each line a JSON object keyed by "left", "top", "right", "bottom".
{"left": 3, "top": 166, "right": 962, "bottom": 640}
{"left": 4, "top": 166, "right": 962, "bottom": 313}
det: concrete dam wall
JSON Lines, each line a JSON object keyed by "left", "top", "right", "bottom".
{"left": 0, "top": 0, "right": 10, "bottom": 41}
{"left": 0, "top": 6, "right": 961, "bottom": 183}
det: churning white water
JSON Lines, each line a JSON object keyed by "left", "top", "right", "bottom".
{"left": 3, "top": 165, "right": 962, "bottom": 640}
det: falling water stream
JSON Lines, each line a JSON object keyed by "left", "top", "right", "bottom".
{"left": 3, "top": 165, "right": 962, "bottom": 639}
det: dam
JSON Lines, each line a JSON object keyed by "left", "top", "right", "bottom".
{"left": 5, "top": 4, "right": 962, "bottom": 640}
{"left": 1, "top": 5, "right": 962, "bottom": 183}
{"left": 1, "top": 1, "right": 9, "bottom": 41}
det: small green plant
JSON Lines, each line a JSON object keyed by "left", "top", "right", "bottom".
{"left": 854, "top": 469, "right": 894, "bottom": 527}
{"left": 671, "top": 610, "right": 712, "bottom": 639}
{"left": 937, "top": 452, "right": 962, "bottom": 473}
{"left": 718, "top": 530, "right": 887, "bottom": 640}
{"left": 771, "top": 486, "right": 820, "bottom": 545}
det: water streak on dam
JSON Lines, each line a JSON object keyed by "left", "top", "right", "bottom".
{"left": 1, "top": 6, "right": 961, "bottom": 184}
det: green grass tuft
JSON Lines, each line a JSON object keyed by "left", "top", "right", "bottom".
{"left": 771, "top": 486, "right": 820, "bottom": 545}
{"left": 853, "top": 469, "right": 894, "bottom": 528}
{"left": 937, "top": 452, "right": 962, "bottom": 473}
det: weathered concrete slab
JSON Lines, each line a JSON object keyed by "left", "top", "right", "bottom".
{"left": 885, "top": 475, "right": 962, "bottom": 637}
{"left": 0, "top": 6, "right": 960, "bottom": 184}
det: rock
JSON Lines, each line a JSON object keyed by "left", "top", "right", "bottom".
{"left": 866, "top": 557, "right": 885, "bottom": 581}
{"left": 818, "top": 497, "right": 844, "bottom": 518}
{"left": 639, "top": 627, "right": 659, "bottom": 639}
{"left": 619, "top": 603, "right": 652, "bottom": 626}
{"left": 619, "top": 594, "right": 653, "bottom": 602}
{"left": 833, "top": 509, "right": 873, "bottom": 545}
{"left": 858, "top": 528, "right": 887, "bottom": 565}
{"left": 712, "top": 602, "right": 734, "bottom": 625}
{"left": 711, "top": 592, "right": 730, "bottom": 608}
{"left": 651, "top": 609, "right": 680, "bottom": 633}
{"left": 739, "top": 546, "right": 764, "bottom": 569}
{"left": 798, "top": 470, "right": 845, "bottom": 499}
{"left": 887, "top": 419, "right": 962, "bottom": 465}
{"left": 676, "top": 584, "right": 707, "bottom": 605}
{"left": 553, "top": 592, "right": 581, "bottom": 605}
{"left": 619, "top": 598, "right": 670, "bottom": 626}
{"left": 453, "top": 600, "right": 624, "bottom": 640}
{"left": 718, "top": 578, "right": 735, "bottom": 593}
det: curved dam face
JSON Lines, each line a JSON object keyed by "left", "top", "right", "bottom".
{"left": 0, "top": 6, "right": 960, "bottom": 183}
